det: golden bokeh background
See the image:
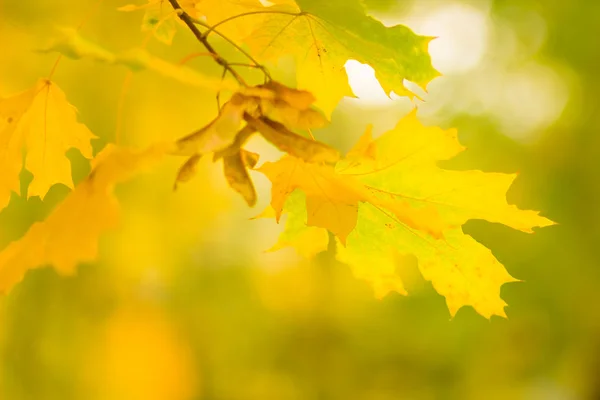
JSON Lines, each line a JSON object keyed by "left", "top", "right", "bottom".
{"left": 0, "top": 0, "right": 598, "bottom": 398}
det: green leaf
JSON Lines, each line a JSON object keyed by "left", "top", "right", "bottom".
{"left": 295, "top": 0, "right": 440, "bottom": 91}
{"left": 215, "top": 0, "right": 440, "bottom": 115}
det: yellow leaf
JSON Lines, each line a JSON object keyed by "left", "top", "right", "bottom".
{"left": 338, "top": 110, "right": 555, "bottom": 233}
{"left": 346, "top": 124, "right": 376, "bottom": 162}
{"left": 0, "top": 86, "right": 35, "bottom": 209}
{"left": 258, "top": 156, "right": 444, "bottom": 245}
{"left": 262, "top": 112, "right": 555, "bottom": 318}
{"left": 0, "top": 143, "right": 168, "bottom": 294}
{"left": 251, "top": 205, "right": 277, "bottom": 220}
{"left": 0, "top": 79, "right": 96, "bottom": 207}
{"left": 267, "top": 191, "right": 329, "bottom": 258}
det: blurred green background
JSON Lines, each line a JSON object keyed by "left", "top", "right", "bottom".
{"left": 0, "top": 0, "right": 598, "bottom": 399}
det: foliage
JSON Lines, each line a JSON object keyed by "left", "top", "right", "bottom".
{"left": 0, "top": 0, "right": 554, "bottom": 320}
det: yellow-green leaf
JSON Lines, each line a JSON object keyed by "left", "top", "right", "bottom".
{"left": 261, "top": 112, "right": 554, "bottom": 318}
{"left": 197, "top": 0, "right": 438, "bottom": 116}
{"left": 265, "top": 190, "right": 329, "bottom": 258}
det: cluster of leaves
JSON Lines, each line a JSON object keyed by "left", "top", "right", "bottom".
{"left": 0, "top": 0, "right": 553, "bottom": 318}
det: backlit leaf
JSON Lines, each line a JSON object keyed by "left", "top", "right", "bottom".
{"left": 266, "top": 190, "right": 329, "bottom": 258}
{"left": 260, "top": 112, "right": 554, "bottom": 318}
{"left": 196, "top": 0, "right": 438, "bottom": 116}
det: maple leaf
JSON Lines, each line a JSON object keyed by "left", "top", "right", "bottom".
{"left": 0, "top": 143, "right": 168, "bottom": 294}
{"left": 258, "top": 111, "right": 555, "bottom": 318}
{"left": 0, "top": 79, "right": 96, "bottom": 209}
{"left": 259, "top": 190, "right": 329, "bottom": 258}
{"left": 196, "top": 0, "right": 438, "bottom": 116}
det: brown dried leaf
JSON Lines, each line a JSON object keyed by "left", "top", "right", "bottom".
{"left": 223, "top": 150, "right": 257, "bottom": 206}
{"left": 212, "top": 125, "right": 256, "bottom": 161}
{"left": 173, "top": 154, "right": 202, "bottom": 190}
{"left": 258, "top": 80, "right": 315, "bottom": 110}
{"left": 244, "top": 115, "right": 339, "bottom": 163}
{"left": 257, "top": 81, "right": 327, "bottom": 130}
{"left": 174, "top": 93, "right": 253, "bottom": 156}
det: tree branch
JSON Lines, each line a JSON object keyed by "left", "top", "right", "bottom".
{"left": 167, "top": 0, "right": 246, "bottom": 86}
{"left": 192, "top": 18, "right": 271, "bottom": 81}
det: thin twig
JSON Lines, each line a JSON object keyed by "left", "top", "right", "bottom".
{"left": 167, "top": 0, "right": 246, "bottom": 85}
{"left": 191, "top": 17, "right": 271, "bottom": 80}
{"left": 178, "top": 52, "right": 219, "bottom": 65}
{"left": 202, "top": 10, "right": 302, "bottom": 37}
{"left": 228, "top": 62, "right": 266, "bottom": 70}
{"left": 48, "top": 0, "right": 105, "bottom": 79}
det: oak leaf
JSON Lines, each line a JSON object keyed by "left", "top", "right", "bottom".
{"left": 0, "top": 143, "right": 168, "bottom": 294}
{"left": 0, "top": 79, "right": 96, "bottom": 210}
{"left": 259, "top": 111, "right": 554, "bottom": 318}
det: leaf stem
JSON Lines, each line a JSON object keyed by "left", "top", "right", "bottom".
{"left": 167, "top": 0, "right": 247, "bottom": 86}
{"left": 178, "top": 52, "right": 219, "bottom": 65}
{"left": 47, "top": 0, "right": 105, "bottom": 79}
